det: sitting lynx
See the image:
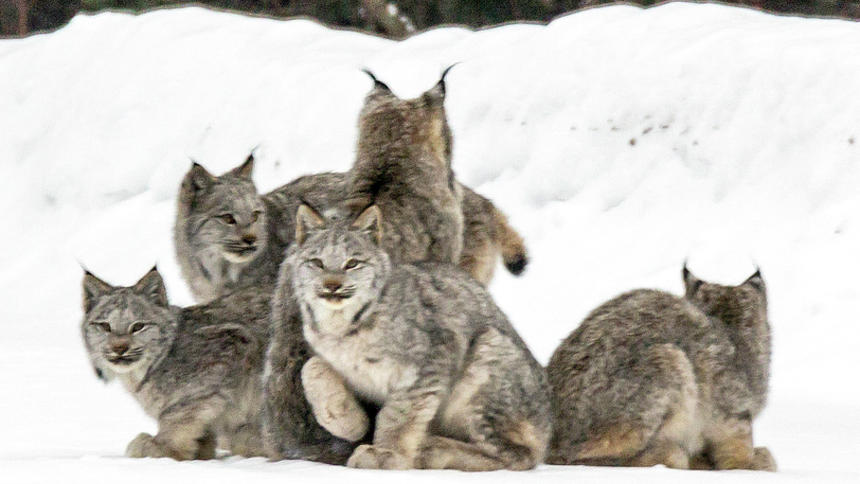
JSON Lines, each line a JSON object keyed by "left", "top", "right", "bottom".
{"left": 286, "top": 204, "right": 551, "bottom": 471}
{"left": 176, "top": 158, "right": 526, "bottom": 303}
{"left": 80, "top": 267, "right": 270, "bottom": 460}
{"left": 546, "top": 265, "right": 775, "bottom": 471}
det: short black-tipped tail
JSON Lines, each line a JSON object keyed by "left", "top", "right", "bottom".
{"left": 494, "top": 207, "right": 528, "bottom": 276}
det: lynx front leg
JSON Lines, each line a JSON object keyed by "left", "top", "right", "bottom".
{"left": 706, "top": 417, "right": 774, "bottom": 471}
{"left": 126, "top": 432, "right": 167, "bottom": 459}
{"left": 753, "top": 446, "right": 777, "bottom": 471}
{"left": 127, "top": 397, "right": 226, "bottom": 460}
{"left": 302, "top": 356, "right": 369, "bottom": 442}
{"left": 347, "top": 380, "right": 446, "bottom": 469}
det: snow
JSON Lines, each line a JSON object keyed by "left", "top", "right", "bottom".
{"left": 1, "top": 2, "right": 859, "bottom": 482}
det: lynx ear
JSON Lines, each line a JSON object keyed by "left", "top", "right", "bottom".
{"left": 362, "top": 68, "right": 392, "bottom": 94}
{"left": 82, "top": 270, "right": 114, "bottom": 313}
{"left": 424, "top": 63, "right": 457, "bottom": 106}
{"left": 351, "top": 205, "right": 382, "bottom": 245}
{"left": 132, "top": 266, "right": 168, "bottom": 308}
{"left": 230, "top": 153, "right": 255, "bottom": 180}
{"left": 682, "top": 262, "right": 703, "bottom": 298}
{"left": 188, "top": 161, "right": 215, "bottom": 192}
{"left": 743, "top": 267, "right": 765, "bottom": 292}
{"left": 296, "top": 204, "right": 326, "bottom": 245}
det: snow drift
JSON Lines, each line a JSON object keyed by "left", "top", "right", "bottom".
{"left": 1, "top": 2, "right": 858, "bottom": 482}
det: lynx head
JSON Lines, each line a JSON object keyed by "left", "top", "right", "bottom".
{"left": 177, "top": 153, "right": 267, "bottom": 263}
{"left": 288, "top": 203, "right": 391, "bottom": 332}
{"left": 683, "top": 264, "right": 768, "bottom": 327}
{"left": 357, "top": 67, "right": 454, "bottom": 167}
{"left": 81, "top": 267, "right": 177, "bottom": 381}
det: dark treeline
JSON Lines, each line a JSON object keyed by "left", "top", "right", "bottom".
{"left": 2, "top": 1, "right": 859, "bottom": 38}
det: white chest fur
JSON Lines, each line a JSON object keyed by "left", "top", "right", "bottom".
{"left": 304, "top": 317, "right": 411, "bottom": 405}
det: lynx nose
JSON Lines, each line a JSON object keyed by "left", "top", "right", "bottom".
{"left": 242, "top": 234, "right": 257, "bottom": 245}
{"left": 323, "top": 279, "right": 343, "bottom": 293}
{"left": 111, "top": 342, "right": 130, "bottom": 355}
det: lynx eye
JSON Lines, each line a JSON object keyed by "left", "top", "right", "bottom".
{"left": 308, "top": 258, "right": 324, "bottom": 269}
{"left": 344, "top": 259, "right": 361, "bottom": 270}
{"left": 129, "top": 322, "right": 148, "bottom": 334}
{"left": 219, "top": 214, "right": 237, "bottom": 225}
{"left": 91, "top": 322, "right": 111, "bottom": 333}
{"left": 251, "top": 210, "right": 262, "bottom": 223}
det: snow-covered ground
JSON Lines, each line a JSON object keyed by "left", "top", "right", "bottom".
{"left": 1, "top": 2, "right": 858, "bottom": 482}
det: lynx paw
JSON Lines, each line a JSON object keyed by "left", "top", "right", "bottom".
{"left": 315, "top": 395, "right": 369, "bottom": 442}
{"left": 126, "top": 432, "right": 167, "bottom": 459}
{"left": 302, "top": 357, "right": 369, "bottom": 442}
{"left": 753, "top": 447, "right": 777, "bottom": 472}
{"left": 347, "top": 444, "right": 411, "bottom": 470}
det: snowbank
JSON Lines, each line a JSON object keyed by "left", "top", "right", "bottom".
{"left": 1, "top": 2, "right": 858, "bottom": 482}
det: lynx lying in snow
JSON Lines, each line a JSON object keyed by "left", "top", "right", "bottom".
{"left": 546, "top": 265, "right": 775, "bottom": 471}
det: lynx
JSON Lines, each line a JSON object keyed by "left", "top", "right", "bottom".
{"left": 174, "top": 155, "right": 272, "bottom": 303}
{"left": 286, "top": 204, "right": 552, "bottom": 471}
{"left": 344, "top": 69, "right": 464, "bottom": 266}
{"left": 546, "top": 265, "right": 775, "bottom": 471}
{"left": 81, "top": 267, "right": 270, "bottom": 460}
{"left": 175, "top": 159, "right": 526, "bottom": 303}
{"left": 262, "top": 71, "right": 527, "bottom": 462}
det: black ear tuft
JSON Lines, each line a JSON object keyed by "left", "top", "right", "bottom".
{"left": 743, "top": 267, "right": 765, "bottom": 292}
{"left": 425, "top": 63, "right": 460, "bottom": 102}
{"left": 362, "top": 68, "right": 391, "bottom": 92}
{"left": 132, "top": 266, "right": 169, "bottom": 308}
{"left": 188, "top": 160, "right": 215, "bottom": 192}
{"left": 438, "top": 63, "right": 459, "bottom": 96}
{"left": 350, "top": 205, "right": 382, "bottom": 245}
{"left": 682, "top": 261, "right": 703, "bottom": 297}
{"left": 230, "top": 153, "right": 255, "bottom": 180}
{"left": 82, "top": 270, "right": 113, "bottom": 313}
{"left": 295, "top": 203, "right": 326, "bottom": 245}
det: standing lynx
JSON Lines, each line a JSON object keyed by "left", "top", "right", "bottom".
{"left": 546, "top": 265, "right": 775, "bottom": 471}
{"left": 80, "top": 267, "right": 270, "bottom": 460}
{"left": 288, "top": 204, "right": 551, "bottom": 470}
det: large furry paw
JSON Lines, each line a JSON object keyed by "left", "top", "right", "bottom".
{"left": 228, "top": 426, "right": 265, "bottom": 458}
{"left": 347, "top": 444, "right": 411, "bottom": 470}
{"left": 314, "top": 395, "right": 369, "bottom": 442}
{"left": 126, "top": 433, "right": 167, "bottom": 459}
{"left": 302, "top": 357, "right": 369, "bottom": 442}
{"left": 753, "top": 447, "right": 777, "bottom": 472}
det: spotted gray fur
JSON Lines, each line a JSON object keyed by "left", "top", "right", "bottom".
{"left": 284, "top": 204, "right": 551, "bottom": 470}
{"left": 344, "top": 71, "right": 464, "bottom": 266}
{"left": 176, "top": 159, "right": 526, "bottom": 304}
{"left": 81, "top": 267, "right": 271, "bottom": 460}
{"left": 546, "top": 265, "right": 775, "bottom": 471}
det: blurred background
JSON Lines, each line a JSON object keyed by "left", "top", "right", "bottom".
{"left": 2, "top": 0, "right": 860, "bottom": 39}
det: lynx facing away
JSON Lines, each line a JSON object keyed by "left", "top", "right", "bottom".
{"left": 344, "top": 69, "right": 464, "bottom": 266}
{"left": 546, "top": 265, "right": 775, "bottom": 471}
{"left": 288, "top": 204, "right": 551, "bottom": 471}
{"left": 176, "top": 157, "right": 526, "bottom": 303}
{"left": 81, "top": 267, "right": 270, "bottom": 460}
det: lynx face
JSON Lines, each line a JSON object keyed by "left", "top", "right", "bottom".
{"left": 81, "top": 268, "right": 175, "bottom": 379}
{"left": 180, "top": 155, "right": 267, "bottom": 264}
{"left": 289, "top": 204, "right": 390, "bottom": 333}
{"left": 683, "top": 266, "right": 768, "bottom": 324}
